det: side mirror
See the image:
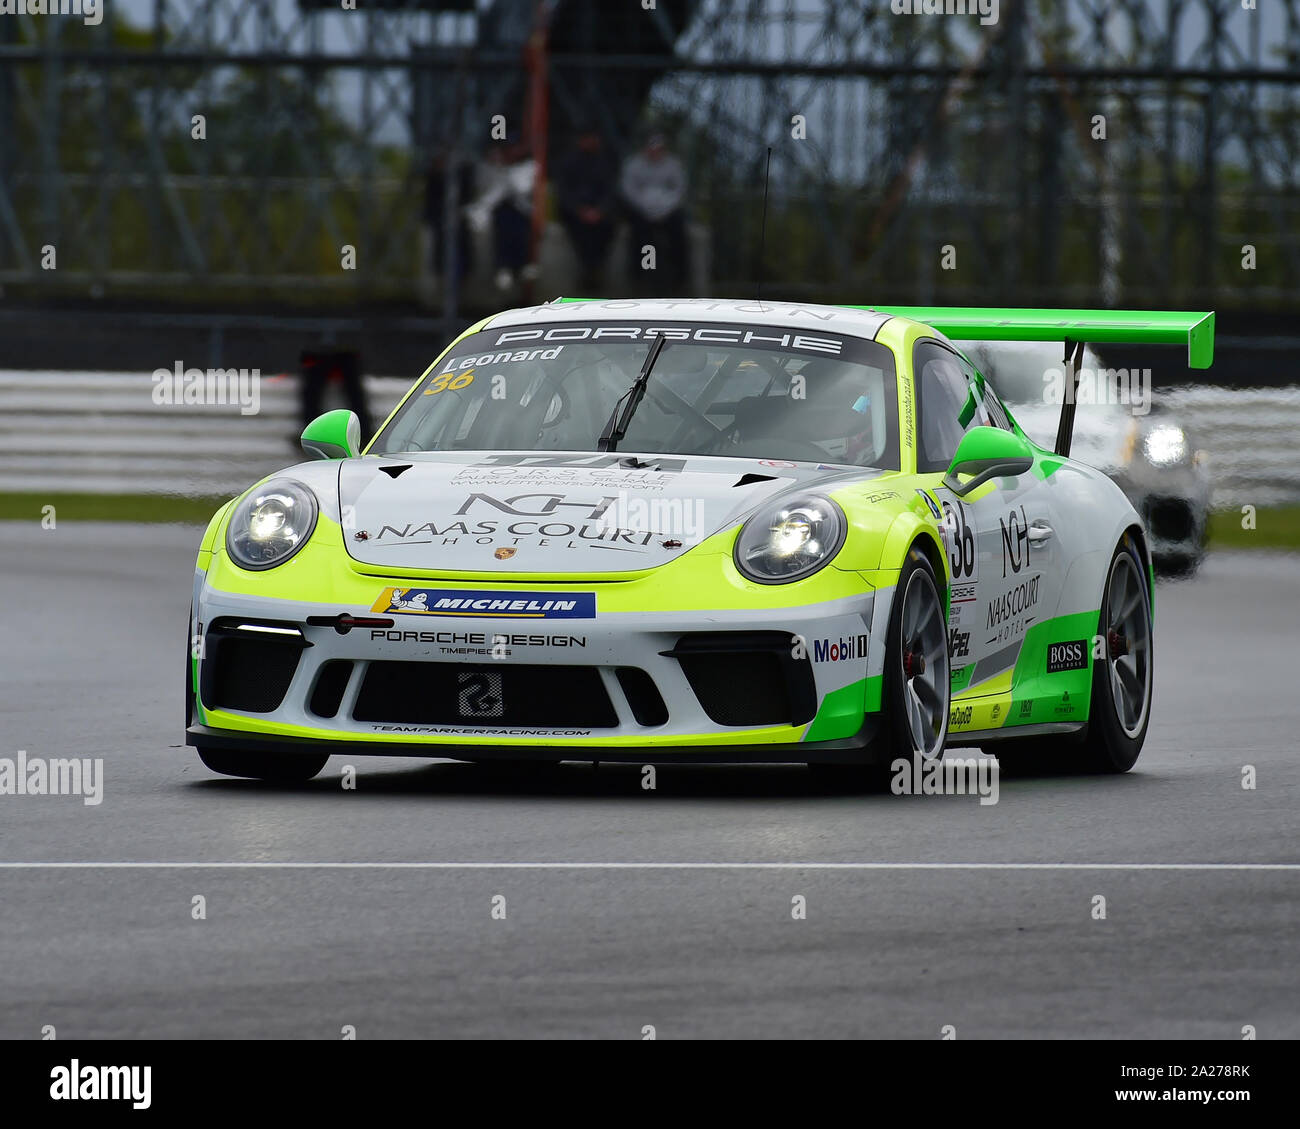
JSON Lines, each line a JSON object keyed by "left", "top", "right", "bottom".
{"left": 301, "top": 409, "right": 361, "bottom": 460}
{"left": 943, "top": 426, "right": 1034, "bottom": 497}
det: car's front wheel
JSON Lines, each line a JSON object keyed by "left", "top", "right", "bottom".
{"left": 884, "top": 546, "right": 951, "bottom": 762}
{"left": 808, "top": 545, "right": 949, "bottom": 791}
{"left": 196, "top": 747, "right": 329, "bottom": 783}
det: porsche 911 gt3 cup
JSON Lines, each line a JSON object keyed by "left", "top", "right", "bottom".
{"left": 185, "top": 299, "right": 1214, "bottom": 782}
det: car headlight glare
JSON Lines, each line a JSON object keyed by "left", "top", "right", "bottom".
{"left": 735, "top": 494, "right": 845, "bottom": 583}
{"left": 1142, "top": 424, "right": 1188, "bottom": 468}
{"left": 226, "top": 479, "right": 318, "bottom": 570}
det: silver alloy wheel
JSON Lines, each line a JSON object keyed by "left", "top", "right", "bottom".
{"left": 899, "top": 567, "right": 949, "bottom": 758}
{"left": 1105, "top": 552, "right": 1152, "bottom": 739}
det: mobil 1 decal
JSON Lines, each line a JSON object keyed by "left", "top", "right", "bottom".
{"left": 940, "top": 498, "right": 977, "bottom": 583}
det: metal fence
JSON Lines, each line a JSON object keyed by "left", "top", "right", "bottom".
{"left": 1, "top": 0, "right": 1298, "bottom": 318}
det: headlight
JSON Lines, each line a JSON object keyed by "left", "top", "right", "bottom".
{"left": 734, "top": 494, "right": 845, "bottom": 583}
{"left": 1142, "top": 424, "right": 1188, "bottom": 468}
{"left": 225, "top": 479, "right": 318, "bottom": 570}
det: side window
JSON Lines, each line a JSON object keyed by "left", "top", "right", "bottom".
{"left": 964, "top": 361, "right": 1012, "bottom": 431}
{"left": 914, "top": 340, "right": 990, "bottom": 472}
{"left": 981, "top": 384, "right": 1012, "bottom": 430}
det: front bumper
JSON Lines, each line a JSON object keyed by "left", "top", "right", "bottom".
{"left": 1111, "top": 465, "right": 1210, "bottom": 562}
{"left": 189, "top": 559, "right": 892, "bottom": 760}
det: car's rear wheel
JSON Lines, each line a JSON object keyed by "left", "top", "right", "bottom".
{"left": 1077, "top": 537, "right": 1153, "bottom": 773}
{"left": 196, "top": 747, "right": 329, "bottom": 783}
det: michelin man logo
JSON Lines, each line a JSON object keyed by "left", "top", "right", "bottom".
{"left": 387, "top": 590, "right": 429, "bottom": 612}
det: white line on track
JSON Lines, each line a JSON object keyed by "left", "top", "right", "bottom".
{"left": 0, "top": 862, "right": 1296, "bottom": 871}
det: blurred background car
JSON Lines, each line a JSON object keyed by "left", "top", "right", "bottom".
{"left": 959, "top": 341, "right": 1210, "bottom": 575}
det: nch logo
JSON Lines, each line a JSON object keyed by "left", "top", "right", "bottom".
{"left": 456, "top": 493, "right": 617, "bottom": 520}
{"left": 1000, "top": 504, "right": 1031, "bottom": 577}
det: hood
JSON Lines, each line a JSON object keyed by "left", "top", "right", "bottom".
{"left": 337, "top": 450, "right": 883, "bottom": 575}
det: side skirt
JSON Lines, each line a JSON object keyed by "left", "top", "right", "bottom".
{"left": 949, "top": 721, "right": 1086, "bottom": 745}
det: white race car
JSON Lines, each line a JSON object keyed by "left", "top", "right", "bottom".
{"left": 184, "top": 300, "right": 1213, "bottom": 782}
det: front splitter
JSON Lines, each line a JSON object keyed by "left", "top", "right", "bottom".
{"left": 185, "top": 720, "right": 886, "bottom": 765}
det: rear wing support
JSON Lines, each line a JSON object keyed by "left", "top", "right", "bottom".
{"left": 1053, "top": 339, "right": 1085, "bottom": 458}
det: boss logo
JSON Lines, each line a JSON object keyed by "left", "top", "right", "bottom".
{"left": 1046, "top": 639, "right": 1088, "bottom": 674}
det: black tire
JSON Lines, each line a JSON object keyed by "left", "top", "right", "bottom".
{"left": 807, "top": 545, "right": 949, "bottom": 790}
{"left": 1077, "top": 536, "right": 1153, "bottom": 773}
{"left": 882, "top": 546, "right": 950, "bottom": 761}
{"left": 197, "top": 746, "right": 329, "bottom": 783}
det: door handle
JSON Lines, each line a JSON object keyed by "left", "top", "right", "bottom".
{"left": 1027, "top": 521, "right": 1054, "bottom": 544}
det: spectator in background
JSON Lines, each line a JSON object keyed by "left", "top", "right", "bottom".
{"left": 467, "top": 141, "right": 537, "bottom": 293}
{"left": 620, "top": 133, "right": 689, "bottom": 295}
{"left": 299, "top": 348, "right": 372, "bottom": 444}
{"left": 556, "top": 127, "right": 616, "bottom": 292}
{"left": 423, "top": 150, "right": 476, "bottom": 289}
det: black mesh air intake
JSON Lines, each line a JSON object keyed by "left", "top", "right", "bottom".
{"left": 616, "top": 667, "right": 669, "bottom": 727}
{"left": 309, "top": 661, "right": 354, "bottom": 719}
{"left": 663, "top": 632, "right": 816, "bottom": 727}
{"left": 200, "top": 619, "right": 306, "bottom": 713}
{"left": 352, "top": 663, "right": 618, "bottom": 728}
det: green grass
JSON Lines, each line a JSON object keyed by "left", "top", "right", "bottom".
{"left": 1208, "top": 505, "right": 1300, "bottom": 550}
{"left": 0, "top": 492, "right": 231, "bottom": 524}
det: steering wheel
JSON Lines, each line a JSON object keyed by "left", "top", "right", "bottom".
{"left": 647, "top": 384, "right": 727, "bottom": 447}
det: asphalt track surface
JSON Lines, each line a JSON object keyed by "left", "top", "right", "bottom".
{"left": 0, "top": 523, "right": 1296, "bottom": 1039}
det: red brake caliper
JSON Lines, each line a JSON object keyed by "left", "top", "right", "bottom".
{"left": 904, "top": 646, "right": 925, "bottom": 679}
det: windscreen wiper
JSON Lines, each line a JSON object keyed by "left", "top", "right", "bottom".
{"left": 597, "top": 332, "right": 668, "bottom": 452}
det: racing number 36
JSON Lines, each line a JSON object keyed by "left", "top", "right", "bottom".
{"left": 427, "top": 371, "right": 475, "bottom": 395}
{"left": 942, "top": 500, "right": 976, "bottom": 580}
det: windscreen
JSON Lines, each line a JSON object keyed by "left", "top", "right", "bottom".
{"left": 373, "top": 321, "right": 900, "bottom": 470}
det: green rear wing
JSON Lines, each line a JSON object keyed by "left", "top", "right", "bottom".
{"left": 864, "top": 306, "right": 1215, "bottom": 370}
{"left": 862, "top": 306, "right": 1214, "bottom": 458}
